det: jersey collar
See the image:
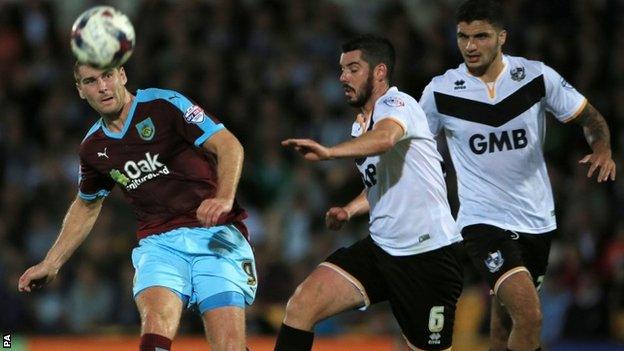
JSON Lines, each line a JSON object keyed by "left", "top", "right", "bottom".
{"left": 100, "top": 91, "right": 140, "bottom": 139}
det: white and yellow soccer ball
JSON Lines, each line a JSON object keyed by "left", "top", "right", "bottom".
{"left": 70, "top": 6, "right": 135, "bottom": 68}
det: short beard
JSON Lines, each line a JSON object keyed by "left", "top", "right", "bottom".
{"left": 347, "top": 73, "right": 374, "bottom": 108}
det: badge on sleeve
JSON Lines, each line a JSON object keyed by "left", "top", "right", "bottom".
{"left": 184, "top": 105, "right": 205, "bottom": 124}
{"left": 382, "top": 96, "right": 405, "bottom": 107}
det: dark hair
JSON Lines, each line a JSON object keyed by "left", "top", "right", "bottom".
{"left": 456, "top": 0, "right": 504, "bottom": 29}
{"left": 341, "top": 34, "right": 395, "bottom": 82}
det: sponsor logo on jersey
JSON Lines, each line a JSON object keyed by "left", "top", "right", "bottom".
{"left": 97, "top": 147, "right": 109, "bottom": 159}
{"left": 428, "top": 332, "right": 441, "bottom": 345}
{"left": 109, "top": 169, "right": 130, "bottom": 186}
{"left": 469, "top": 128, "right": 528, "bottom": 154}
{"left": 135, "top": 117, "right": 155, "bottom": 141}
{"left": 484, "top": 250, "right": 505, "bottom": 273}
{"left": 109, "top": 152, "right": 169, "bottom": 190}
{"left": 184, "top": 105, "right": 205, "bottom": 124}
{"left": 382, "top": 96, "right": 405, "bottom": 107}
{"left": 454, "top": 79, "right": 466, "bottom": 90}
{"left": 510, "top": 66, "right": 526, "bottom": 81}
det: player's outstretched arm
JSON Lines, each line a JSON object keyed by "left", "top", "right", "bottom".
{"left": 575, "top": 103, "right": 616, "bottom": 182}
{"left": 327, "top": 118, "right": 404, "bottom": 159}
{"left": 198, "top": 129, "right": 244, "bottom": 227}
{"left": 18, "top": 196, "right": 104, "bottom": 292}
{"left": 282, "top": 118, "right": 404, "bottom": 161}
{"left": 325, "top": 190, "right": 370, "bottom": 231}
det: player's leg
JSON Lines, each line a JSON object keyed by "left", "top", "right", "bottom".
{"left": 489, "top": 295, "right": 512, "bottom": 351}
{"left": 494, "top": 270, "right": 541, "bottom": 351}
{"left": 275, "top": 236, "right": 386, "bottom": 351}
{"left": 201, "top": 306, "right": 246, "bottom": 351}
{"left": 462, "top": 224, "right": 545, "bottom": 351}
{"left": 386, "top": 242, "right": 463, "bottom": 351}
{"left": 131, "top": 230, "right": 194, "bottom": 351}
{"left": 274, "top": 265, "right": 366, "bottom": 351}
{"left": 283, "top": 264, "right": 366, "bottom": 329}
{"left": 190, "top": 224, "right": 257, "bottom": 350}
{"left": 135, "top": 287, "right": 184, "bottom": 350}
{"left": 494, "top": 231, "right": 552, "bottom": 351}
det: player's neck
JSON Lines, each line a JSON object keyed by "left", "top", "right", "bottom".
{"left": 362, "top": 82, "right": 390, "bottom": 115}
{"left": 474, "top": 52, "right": 505, "bottom": 83}
{"left": 102, "top": 92, "right": 134, "bottom": 133}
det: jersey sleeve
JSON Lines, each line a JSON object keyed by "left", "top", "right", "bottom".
{"left": 373, "top": 93, "right": 415, "bottom": 141}
{"left": 542, "top": 63, "right": 587, "bottom": 123}
{"left": 166, "top": 91, "right": 226, "bottom": 147}
{"left": 78, "top": 158, "right": 115, "bottom": 201}
{"left": 419, "top": 82, "right": 443, "bottom": 136}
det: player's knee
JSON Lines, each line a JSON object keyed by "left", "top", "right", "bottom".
{"left": 141, "top": 309, "right": 178, "bottom": 335}
{"left": 208, "top": 334, "right": 245, "bottom": 351}
{"left": 512, "top": 306, "right": 542, "bottom": 333}
{"left": 284, "top": 284, "right": 320, "bottom": 323}
{"left": 285, "top": 285, "right": 308, "bottom": 315}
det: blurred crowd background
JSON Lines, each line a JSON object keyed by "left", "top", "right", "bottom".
{"left": 0, "top": 0, "right": 623, "bottom": 349}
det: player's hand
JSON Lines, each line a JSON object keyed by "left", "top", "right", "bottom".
{"left": 196, "top": 197, "right": 233, "bottom": 227}
{"left": 579, "top": 150, "right": 616, "bottom": 182}
{"left": 281, "top": 139, "right": 332, "bottom": 161}
{"left": 18, "top": 261, "right": 59, "bottom": 293}
{"left": 325, "top": 207, "right": 350, "bottom": 231}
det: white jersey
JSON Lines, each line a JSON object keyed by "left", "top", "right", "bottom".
{"left": 353, "top": 87, "right": 461, "bottom": 256}
{"left": 420, "top": 55, "right": 587, "bottom": 234}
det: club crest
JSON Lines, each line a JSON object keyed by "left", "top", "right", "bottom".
{"left": 484, "top": 250, "right": 505, "bottom": 273}
{"left": 510, "top": 67, "right": 525, "bottom": 81}
{"left": 135, "top": 117, "right": 155, "bottom": 141}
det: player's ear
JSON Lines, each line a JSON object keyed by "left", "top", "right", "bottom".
{"left": 76, "top": 83, "right": 86, "bottom": 99}
{"left": 118, "top": 66, "right": 127, "bottom": 85}
{"left": 375, "top": 63, "right": 388, "bottom": 82}
{"left": 498, "top": 29, "right": 507, "bottom": 46}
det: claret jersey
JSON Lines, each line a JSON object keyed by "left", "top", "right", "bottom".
{"left": 420, "top": 55, "right": 586, "bottom": 233}
{"left": 78, "top": 88, "right": 247, "bottom": 239}
{"left": 353, "top": 87, "right": 461, "bottom": 256}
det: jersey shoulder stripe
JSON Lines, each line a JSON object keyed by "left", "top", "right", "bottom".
{"left": 433, "top": 75, "right": 545, "bottom": 127}
{"left": 81, "top": 119, "right": 103, "bottom": 143}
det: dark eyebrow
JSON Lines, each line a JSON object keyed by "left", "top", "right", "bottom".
{"left": 457, "top": 31, "right": 491, "bottom": 38}
{"left": 343, "top": 62, "right": 360, "bottom": 68}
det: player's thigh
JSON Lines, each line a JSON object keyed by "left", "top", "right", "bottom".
{"left": 462, "top": 224, "right": 527, "bottom": 294}
{"left": 518, "top": 231, "right": 554, "bottom": 290}
{"left": 495, "top": 269, "right": 540, "bottom": 323}
{"left": 131, "top": 231, "right": 194, "bottom": 300}
{"left": 286, "top": 264, "right": 367, "bottom": 321}
{"left": 135, "top": 286, "right": 184, "bottom": 338}
{"left": 318, "top": 236, "right": 389, "bottom": 312}
{"left": 191, "top": 225, "right": 257, "bottom": 313}
{"left": 202, "top": 306, "right": 246, "bottom": 348}
{"left": 384, "top": 243, "right": 464, "bottom": 351}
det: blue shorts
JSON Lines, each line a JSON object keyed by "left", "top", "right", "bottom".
{"left": 131, "top": 224, "right": 257, "bottom": 314}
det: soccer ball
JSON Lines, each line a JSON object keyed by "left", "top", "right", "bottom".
{"left": 70, "top": 6, "right": 135, "bottom": 69}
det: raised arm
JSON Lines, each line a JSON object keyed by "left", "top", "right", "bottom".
{"left": 18, "top": 196, "right": 104, "bottom": 292}
{"left": 196, "top": 128, "right": 244, "bottom": 226}
{"left": 325, "top": 189, "right": 370, "bottom": 231}
{"left": 282, "top": 118, "right": 404, "bottom": 161}
{"left": 574, "top": 103, "right": 616, "bottom": 182}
